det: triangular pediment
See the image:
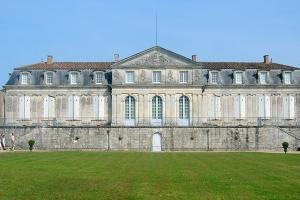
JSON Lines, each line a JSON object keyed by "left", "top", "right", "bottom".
{"left": 112, "top": 46, "right": 198, "bottom": 67}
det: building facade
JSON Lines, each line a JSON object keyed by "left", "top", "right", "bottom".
{"left": 1, "top": 46, "right": 300, "bottom": 151}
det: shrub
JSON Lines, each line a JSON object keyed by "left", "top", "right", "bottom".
{"left": 282, "top": 142, "right": 289, "bottom": 154}
{"left": 28, "top": 139, "right": 35, "bottom": 151}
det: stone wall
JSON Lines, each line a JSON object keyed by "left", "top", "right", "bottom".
{"left": 0, "top": 126, "right": 299, "bottom": 151}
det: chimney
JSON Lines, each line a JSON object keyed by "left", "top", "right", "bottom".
{"left": 114, "top": 54, "right": 119, "bottom": 62}
{"left": 47, "top": 55, "right": 53, "bottom": 64}
{"left": 263, "top": 55, "right": 270, "bottom": 64}
{"left": 192, "top": 55, "right": 197, "bottom": 62}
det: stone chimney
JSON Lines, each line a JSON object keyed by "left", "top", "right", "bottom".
{"left": 192, "top": 55, "right": 197, "bottom": 62}
{"left": 47, "top": 55, "right": 53, "bottom": 64}
{"left": 114, "top": 54, "right": 119, "bottom": 62}
{"left": 263, "top": 55, "right": 270, "bottom": 64}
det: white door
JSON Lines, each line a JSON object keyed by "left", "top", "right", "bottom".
{"left": 152, "top": 133, "right": 162, "bottom": 152}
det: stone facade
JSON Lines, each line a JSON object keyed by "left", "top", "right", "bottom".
{"left": 1, "top": 46, "right": 300, "bottom": 151}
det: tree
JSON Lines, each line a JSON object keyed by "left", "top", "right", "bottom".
{"left": 282, "top": 142, "right": 289, "bottom": 154}
{"left": 28, "top": 139, "right": 35, "bottom": 151}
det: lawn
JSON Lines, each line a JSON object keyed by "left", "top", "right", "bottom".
{"left": 0, "top": 152, "right": 299, "bottom": 200}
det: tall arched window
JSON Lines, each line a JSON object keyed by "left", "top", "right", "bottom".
{"left": 125, "top": 96, "right": 135, "bottom": 120}
{"left": 179, "top": 96, "right": 189, "bottom": 119}
{"left": 152, "top": 96, "right": 163, "bottom": 120}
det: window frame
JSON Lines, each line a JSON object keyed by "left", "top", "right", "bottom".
{"left": 20, "top": 72, "right": 30, "bottom": 85}
{"left": 45, "top": 71, "right": 54, "bottom": 85}
{"left": 234, "top": 71, "right": 243, "bottom": 84}
{"left": 210, "top": 71, "right": 219, "bottom": 84}
{"left": 179, "top": 71, "right": 188, "bottom": 84}
{"left": 94, "top": 71, "right": 104, "bottom": 85}
{"left": 283, "top": 71, "right": 292, "bottom": 85}
{"left": 259, "top": 71, "right": 268, "bottom": 85}
{"left": 152, "top": 71, "right": 161, "bottom": 83}
{"left": 70, "top": 71, "right": 79, "bottom": 85}
{"left": 125, "top": 71, "right": 135, "bottom": 83}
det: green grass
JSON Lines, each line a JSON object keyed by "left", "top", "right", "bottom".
{"left": 0, "top": 152, "right": 299, "bottom": 200}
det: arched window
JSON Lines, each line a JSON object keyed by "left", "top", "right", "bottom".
{"left": 179, "top": 96, "right": 189, "bottom": 119}
{"left": 152, "top": 96, "right": 163, "bottom": 120}
{"left": 125, "top": 96, "right": 135, "bottom": 120}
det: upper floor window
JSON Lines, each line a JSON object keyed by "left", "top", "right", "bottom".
{"left": 21, "top": 73, "right": 30, "bottom": 85}
{"left": 125, "top": 71, "right": 134, "bottom": 83}
{"left": 152, "top": 71, "right": 161, "bottom": 83}
{"left": 259, "top": 71, "right": 268, "bottom": 84}
{"left": 70, "top": 72, "right": 79, "bottom": 85}
{"left": 211, "top": 71, "right": 219, "bottom": 84}
{"left": 95, "top": 72, "right": 103, "bottom": 84}
{"left": 46, "top": 72, "right": 53, "bottom": 85}
{"left": 179, "top": 71, "right": 188, "bottom": 83}
{"left": 235, "top": 71, "right": 243, "bottom": 84}
{"left": 283, "top": 71, "right": 292, "bottom": 84}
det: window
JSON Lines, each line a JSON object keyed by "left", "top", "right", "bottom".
{"left": 68, "top": 96, "right": 80, "bottom": 120}
{"left": 259, "top": 72, "right": 268, "bottom": 84}
{"left": 179, "top": 96, "right": 189, "bottom": 119}
{"left": 152, "top": 96, "right": 163, "bottom": 120}
{"left": 95, "top": 72, "right": 103, "bottom": 84}
{"left": 152, "top": 71, "right": 161, "bottom": 83}
{"left": 234, "top": 95, "right": 246, "bottom": 119}
{"left": 93, "top": 96, "right": 104, "bottom": 119}
{"left": 70, "top": 72, "right": 78, "bottom": 85}
{"left": 43, "top": 96, "right": 55, "bottom": 119}
{"left": 125, "top": 71, "right": 134, "bottom": 83}
{"left": 259, "top": 95, "right": 271, "bottom": 119}
{"left": 283, "top": 96, "right": 295, "bottom": 119}
{"left": 125, "top": 96, "right": 135, "bottom": 120}
{"left": 19, "top": 96, "right": 30, "bottom": 120}
{"left": 211, "top": 72, "right": 219, "bottom": 84}
{"left": 46, "top": 72, "right": 53, "bottom": 85}
{"left": 235, "top": 72, "right": 243, "bottom": 84}
{"left": 283, "top": 72, "right": 292, "bottom": 84}
{"left": 179, "top": 71, "right": 188, "bottom": 83}
{"left": 21, "top": 73, "right": 29, "bottom": 85}
{"left": 211, "top": 96, "right": 221, "bottom": 119}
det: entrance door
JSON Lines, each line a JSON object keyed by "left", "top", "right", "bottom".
{"left": 152, "top": 133, "right": 162, "bottom": 152}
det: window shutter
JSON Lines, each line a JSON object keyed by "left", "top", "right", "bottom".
{"left": 210, "top": 96, "right": 216, "bottom": 119}
{"left": 74, "top": 96, "right": 80, "bottom": 119}
{"left": 283, "top": 96, "right": 289, "bottom": 119}
{"left": 24, "top": 96, "right": 30, "bottom": 120}
{"left": 93, "top": 96, "right": 99, "bottom": 119}
{"left": 216, "top": 96, "right": 221, "bottom": 119}
{"left": 68, "top": 96, "right": 74, "bottom": 119}
{"left": 265, "top": 96, "right": 271, "bottom": 118}
{"left": 49, "top": 97, "right": 55, "bottom": 118}
{"left": 240, "top": 96, "right": 246, "bottom": 118}
{"left": 289, "top": 96, "right": 295, "bottom": 119}
{"left": 43, "top": 96, "right": 49, "bottom": 119}
{"left": 259, "top": 96, "right": 264, "bottom": 118}
{"left": 19, "top": 96, "right": 25, "bottom": 119}
{"left": 234, "top": 96, "right": 240, "bottom": 118}
{"left": 100, "top": 96, "right": 105, "bottom": 119}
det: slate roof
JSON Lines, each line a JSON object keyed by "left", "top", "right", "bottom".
{"left": 15, "top": 62, "right": 114, "bottom": 71}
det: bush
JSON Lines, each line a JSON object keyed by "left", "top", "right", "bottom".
{"left": 28, "top": 139, "right": 35, "bottom": 151}
{"left": 282, "top": 142, "right": 289, "bottom": 154}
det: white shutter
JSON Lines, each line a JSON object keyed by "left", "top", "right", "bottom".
{"left": 216, "top": 96, "right": 221, "bottom": 119}
{"left": 49, "top": 96, "right": 55, "bottom": 118}
{"left": 240, "top": 96, "right": 246, "bottom": 118}
{"left": 211, "top": 96, "right": 216, "bottom": 119}
{"left": 24, "top": 96, "right": 30, "bottom": 120}
{"left": 19, "top": 96, "right": 25, "bottom": 119}
{"left": 259, "top": 96, "right": 264, "bottom": 118}
{"left": 74, "top": 96, "right": 80, "bottom": 119}
{"left": 234, "top": 96, "right": 240, "bottom": 118}
{"left": 265, "top": 96, "right": 271, "bottom": 118}
{"left": 289, "top": 96, "right": 295, "bottom": 119}
{"left": 283, "top": 96, "right": 289, "bottom": 119}
{"left": 43, "top": 96, "right": 49, "bottom": 119}
{"left": 68, "top": 96, "right": 74, "bottom": 119}
{"left": 100, "top": 96, "right": 105, "bottom": 119}
{"left": 93, "top": 96, "right": 99, "bottom": 119}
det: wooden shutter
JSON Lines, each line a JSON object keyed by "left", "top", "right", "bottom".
{"left": 283, "top": 96, "right": 289, "bottom": 119}
{"left": 259, "top": 96, "right": 264, "bottom": 118}
{"left": 68, "top": 96, "right": 74, "bottom": 119}
{"left": 234, "top": 96, "right": 240, "bottom": 118}
{"left": 74, "top": 96, "right": 80, "bottom": 119}
{"left": 19, "top": 96, "right": 25, "bottom": 119}
{"left": 265, "top": 96, "right": 271, "bottom": 118}
{"left": 240, "top": 96, "right": 246, "bottom": 118}
{"left": 24, "top": 96, "right": 30, "bottom": 120}
{"left": 43, "top": 96, "right": 49, "bottom": 119}
{"left": 289, "top": 96, "right": 295, "bottom": 119}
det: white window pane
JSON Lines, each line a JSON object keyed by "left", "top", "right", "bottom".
{"left": 211, "top": 72, "right": 218, "bottom": 84}
{"left": 260, "top": 72, "right": 267, "bottom": 84}
{"left": 152, "top": 71, "right": 161, "bottom": 83}
{"left": 284, "top": 72, "right": 291, "bottom": 84}
{"left": 180, "top": 71, "right": 188, "bottom": 83}
{"left": 70, "top": 72, "right": 78, "bottom": 85}
{"left": 21, "top": 74, "right": 29, "bottom": 85}
{"left": 95, "top": 72, "right": 103, "bottom": 84}
{"left": 235, "top": 72, "right": 242, "bottom": 84}
{"left": 46, "top": 73, "right": 53, "bottom": 85}
{"left": 126, "top": 72, "right": 134, "bottom": 83}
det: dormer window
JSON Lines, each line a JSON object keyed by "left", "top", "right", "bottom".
{"left": 259, "top": 71, "right": 268, "bottom": 84}
{"left": 234, "top": 71, "right": 243, "bottom": 84}
{"left": 283, "top": 71, "right": 292, "bottom": 84}
{"left": 94, "top": 72, "right": 103, "bottom": 84}
{"left": 45, "top": 72, "right": 53, "bottom": 85}
{"left": 21, "top": 73, "right": 30, "bottom": 85}
{"left": 70, "top": 72, "right": 79, "bottom": 85}
{"left": 210, "top": 71, "right": 219, "bottom": 84}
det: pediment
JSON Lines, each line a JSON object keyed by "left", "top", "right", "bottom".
{"left": 113, "top": 46, "right": 197, "bottom": 67}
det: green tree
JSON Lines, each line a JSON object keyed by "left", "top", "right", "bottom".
{"left": 28, "top": 139, "right": 35, "bottom": 151}
{"left": 282, "top": 142, "right": 289, "bottom": 154}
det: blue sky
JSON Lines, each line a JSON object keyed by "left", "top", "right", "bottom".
{"left": 0, "top": 0, "right": 299, "bottom": 86}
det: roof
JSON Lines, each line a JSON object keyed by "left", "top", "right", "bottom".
{"left": 15, "top": 62, "right": 114, "bottom": 70}
{"left": 201, "top": 62, "right": 297, "bottom": 70}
